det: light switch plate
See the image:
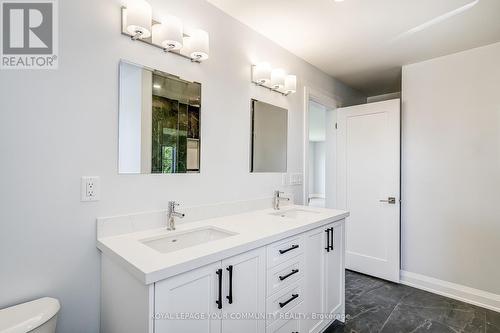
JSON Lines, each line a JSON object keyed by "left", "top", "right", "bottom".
{"left": 81, "top": 176, "right": 100, "bottom": 201}
{"left": 282, "top": 173, "right": 289, "bottom": 186}
{"left": 289, "top": 173, "right": 303, "bottom": 186}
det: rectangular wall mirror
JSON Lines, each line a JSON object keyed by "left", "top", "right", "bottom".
{"left": 119, "top": 61, "right": 201, "bottom": 174}
{"left": 250, "top": 100, "right": 288, "bottom": 173}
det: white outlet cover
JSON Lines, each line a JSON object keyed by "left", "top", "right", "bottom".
{"left": 81, "top": 176, "right": 100, "bottom": 201}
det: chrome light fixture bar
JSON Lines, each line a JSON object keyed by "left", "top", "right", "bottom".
{"left": 251, "top": 64, "right": 297, "bottom": 96}
{"left": 121, "top": 2, "right": 209, "bottom": 63}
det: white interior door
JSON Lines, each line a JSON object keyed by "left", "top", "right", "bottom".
{"left": 337, "top": 99, "right": 400, "bottom": 282}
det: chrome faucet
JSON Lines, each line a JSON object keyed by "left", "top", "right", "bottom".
{"left": 166, "top": 201, "right": 185, "bottom": 230}
{"left": 273, "top": 190, "right": 290, "bottom": 210}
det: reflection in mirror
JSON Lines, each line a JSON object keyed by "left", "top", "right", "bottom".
{"left": 119, "top": 61, "right": 201, "bottom": 174}
{"left": 250, "top": 100, "right": 288, "bottom": 173}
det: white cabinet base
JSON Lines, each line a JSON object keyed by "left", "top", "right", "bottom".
{"left": 100, "top": 219, "right": 345, "bottom": 333}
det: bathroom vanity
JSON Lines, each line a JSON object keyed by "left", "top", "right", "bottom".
{"left": 97, "top": 204, "right": 348, "bottom": 333}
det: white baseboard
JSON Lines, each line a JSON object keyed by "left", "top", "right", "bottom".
{"left": 400, "top": 270, "right": 500, "bottom": 313}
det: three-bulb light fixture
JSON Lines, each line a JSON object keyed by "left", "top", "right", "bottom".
{"left": 122, "top": 0, "right": 209, "bottom": 62}
{"left": 252, "top": 62, "right": 297, "bottom": 96}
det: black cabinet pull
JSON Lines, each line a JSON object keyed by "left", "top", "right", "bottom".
{"left": 279, "top": 269, "right": 299, "bottom": 281}
{"left": 279, "top": 293, "right": 299, "bottom": 308}
{"left": 325, "top": 228, "right": 330, "bottom": 252}
{"left": 226, "top": 265, "right": 233, "bottom": 304}
{"left": 329, "top": 227, "right": 334, "bottom": 251}
{"left": 279, "top": 244, "right": 299, "bottom": 254}
{"left": 216, "top": 268, "right": 223, "bottom": 309}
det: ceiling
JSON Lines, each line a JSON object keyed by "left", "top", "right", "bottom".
{"left": 207, "top": 0, "right": 500, "bottom": 96}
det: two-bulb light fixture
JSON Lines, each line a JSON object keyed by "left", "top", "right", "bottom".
{"left": 122, "top": 0, "right": 209, "bottom": 62}
{"left": 252, "top": 62, "right": 297, "bottom": 96}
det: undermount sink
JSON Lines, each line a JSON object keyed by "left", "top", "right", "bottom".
{"left": 141, "top": 227, "right": 237, "bottom": 254}
{"left": 270, "top": 208, "right": 321, "bottom": 219}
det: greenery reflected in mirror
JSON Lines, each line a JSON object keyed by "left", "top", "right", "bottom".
{"left": 119, "top": 61, "right": 201, "bottom": 174}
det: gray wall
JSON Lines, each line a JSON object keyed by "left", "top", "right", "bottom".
{"left": 402, "top": 42, "right": 500, "bottom": 294}
{"left": 0, "top": 0, "right": 365, "bottom": 332}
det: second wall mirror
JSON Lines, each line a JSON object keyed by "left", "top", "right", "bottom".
{"left": 250, "top": 100, "right": 288, "bottom": 173}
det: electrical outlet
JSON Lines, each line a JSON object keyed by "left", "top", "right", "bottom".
{"left": 81, "top": 176, "right": 100, "bottom": 202}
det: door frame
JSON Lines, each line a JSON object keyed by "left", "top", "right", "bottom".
{"left": 303, "top": 86, "right": 339, "bottom": 206}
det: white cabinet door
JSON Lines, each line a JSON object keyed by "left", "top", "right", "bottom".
{"left": 324, "top": 222, "right": 345, "bottom": 321}
{"left": 154, "top": 261, "right": 222, "bottom": 333}
{"left": 302, "top": 226, "right": 328, "bottom": 333}
{"left": 221, "top": 247, "right": 266, "bottom": 333}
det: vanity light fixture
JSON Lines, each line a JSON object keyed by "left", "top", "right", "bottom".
{"left": 254, "top": 62, "right": 272, "bottom": 85}
{"left": 125, "top": 0, "right": 153, "bottom": 40}
{"left": 284, "top": 75, "right": 297, "bottom": 94}
{"left": 251, "top": 64, "right": 297, "bottom": 96}
{"left": 189, "top": 29, "right": 210, "bottom": 61}
{"left": 271, "top": 68, "right": 286, "bottom": 90}
{"left": 121, "top": 2, "right": 210, "bottom": 63}
{"left": 152, "top": 15, "right": 183, "bottom": 51}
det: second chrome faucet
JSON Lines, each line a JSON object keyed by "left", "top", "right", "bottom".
{"left": 166, "top": 201, "right": 185, "bottom": 230}
{"left": 273, "top": 190, "right": 290, "bottom": 210}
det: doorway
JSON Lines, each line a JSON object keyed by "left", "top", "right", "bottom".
{"left": 308, "top": 101, "right": 327, "bottom": 207}
{"left": 303, "top": 87, "right": 338, "bottom": 209}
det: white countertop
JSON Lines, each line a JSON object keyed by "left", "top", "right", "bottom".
{"left": 97, "top": 205, "right": 349, "bottom": 284}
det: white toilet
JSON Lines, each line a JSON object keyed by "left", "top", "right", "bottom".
{"left": 0, "top": 297, "right": 60, "bottom": 333}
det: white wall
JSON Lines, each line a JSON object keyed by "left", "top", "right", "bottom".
{"left": 308, "top": 142, "right": 315, "bottom": 195}
{"left": 309, "top": 142, "right": 326, "bottom": 196}
{"left": 0, "top": 0, "right": 365, "bottom": 332}
{"left": 402, "top": 42, "right": 500, "bottom": 295}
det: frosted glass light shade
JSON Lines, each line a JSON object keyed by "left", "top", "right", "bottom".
{"left": 254, "top": 62, "right": 272, "bottom": 85}
{"left": 126, "top": 0, "right": 152, "bottom": 39}
{"left": 190, "top": 29, "right": 209, "bottom": 61}
{"left": 155, "top": 16, "right": 183, "bottom": 50}
{"left": 271, "top": 68, "right": 286, "bottom": 89}
{"left": 151, "top": 23, "right": 163, "bottom": 45}
{"left": 180, "top": 36, "right": 193, "bottom": 57}
{"left": 285, "top": 75, "right": 297, "bottom": 94}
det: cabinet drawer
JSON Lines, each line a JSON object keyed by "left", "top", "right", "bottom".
{"left": 266, "top": 301, "right": 304, "bottom": 333}
{"left": 267, "top": 255, "right": 304, "bottom": 297}
{"left": 266, "top": 279, "right": 304, "bottom": 326}
{"left": 267, "top": 235, "right": 304, "bottom": 268}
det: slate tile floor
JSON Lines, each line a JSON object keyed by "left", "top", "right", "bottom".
{"left": 327, "top": 270, "right": 500, "bottom": 333}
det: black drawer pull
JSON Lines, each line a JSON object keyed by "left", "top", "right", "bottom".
{"left": 216, "top": 268, "right": 223, "bottom": 309}
{"left": 279, "top": 244, "right": 299, "bottom": 254}
{"left": 226, "top": 265, "right": 233, "bottom": 304}
{"left": 329, "top": 227, "right": 334, "bottom": 251}
{"left": 279, "top": 293, "right": 299, "bottom": 308}
{"left": 279, "top": 269, "right": 299, "bottom": 281}
{"left": 325, "top": 228, "right": 330, "bottom": 252}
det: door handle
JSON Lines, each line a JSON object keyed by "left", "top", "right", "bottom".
{"left": 379, "top": 197, "right": 396, "bottom": 204}
{"left": 226, "top": 265, "right": 233, "bottom": 304}
{"left": 216, "top": 268, "right": 223, "bottom": 309}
